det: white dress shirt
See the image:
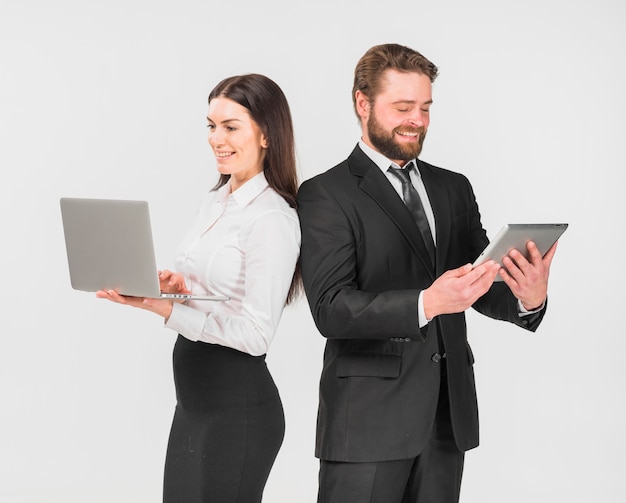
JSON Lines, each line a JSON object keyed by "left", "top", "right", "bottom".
{"left": 164, "top": 171, "right": 301, "bottom": 356}
{"left": 359, "top": 140, "right": 436, "bottom": 244}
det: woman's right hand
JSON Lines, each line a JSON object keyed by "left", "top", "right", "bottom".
{"left": 96, "top": 288, "right": 174, "bottom": 320}
{"left": 158, "top": 269, "right": 191, "bottom": 295}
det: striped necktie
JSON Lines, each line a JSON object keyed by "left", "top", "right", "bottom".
{"left": 388, "top": 163, "right": 436, "bottom": 267}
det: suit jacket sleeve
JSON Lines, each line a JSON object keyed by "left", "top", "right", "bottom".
{"left": 297, "top": 176, "right": 426, "bottom": 341}
{"left": 473, "top": 282, "right": 546, "bottom": 332}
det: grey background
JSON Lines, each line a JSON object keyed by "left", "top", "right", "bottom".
{"left": 1, "top": 0, "right": 624, "bottom": 501}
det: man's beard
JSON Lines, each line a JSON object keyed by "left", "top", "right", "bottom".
{"left": 367, "top": 111, "right": 426, "bottom": 161}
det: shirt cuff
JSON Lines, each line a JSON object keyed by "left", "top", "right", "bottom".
{"left": 518, "top": 298, "right": 545, "bottom": 316}
{"left": 418, "top": 291, "right": 430, "bottom": 328}
{"left": 164, "top": 302, "right": 206, "bottom": 341}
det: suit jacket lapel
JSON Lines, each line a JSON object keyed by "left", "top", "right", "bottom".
{"left": 348, "top": 146, "right": 435, "bottom": 277}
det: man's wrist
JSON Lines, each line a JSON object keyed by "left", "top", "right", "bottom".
{"left": 418, "top": 290, "right": 431, "bottom": 328}
{"left": 519, "top": 298, "right": 545, "bottom": 314}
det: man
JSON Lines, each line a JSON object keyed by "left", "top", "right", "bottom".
{"left": 297, "top": 43, "right": 557, "bottom": 503}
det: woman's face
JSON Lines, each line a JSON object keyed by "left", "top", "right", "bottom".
{"left": 207, "top": 97, "right": 267, "bottom": 191}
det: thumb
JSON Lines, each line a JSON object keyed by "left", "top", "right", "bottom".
{"left": 451, "top": 263, "right": 473, "bottom": 277}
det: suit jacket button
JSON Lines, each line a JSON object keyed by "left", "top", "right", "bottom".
{"left": 431, "top": 353, "right": 442, "bottom": 363}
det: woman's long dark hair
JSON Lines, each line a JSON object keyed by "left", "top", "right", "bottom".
{"left": 208, "top": 74, "right": 301, "bottom": 304}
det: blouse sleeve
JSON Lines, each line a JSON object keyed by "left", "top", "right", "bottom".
{"left": 164, "top": 209, "right": 300, "bottom": 356}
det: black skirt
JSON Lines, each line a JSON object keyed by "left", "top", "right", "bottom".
{"left": 163, "top": 335, "right": 285, "bottom": 503}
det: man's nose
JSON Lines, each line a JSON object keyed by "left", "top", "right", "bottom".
{"left": 409, "top": 111, "right": 427, "bottom": 128}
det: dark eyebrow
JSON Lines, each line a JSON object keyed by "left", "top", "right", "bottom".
{"left": 206, "top": 116, "right": 244, "bottom": 124}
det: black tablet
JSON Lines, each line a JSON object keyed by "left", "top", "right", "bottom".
{"left": 472, "top": 223, "right": 568, "bottom": 281}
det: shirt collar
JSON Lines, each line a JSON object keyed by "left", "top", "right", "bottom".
{"left": 218, "top": 171, "right": 269, "bottom": 207}
{"left": 358, "top": 139, "right": 421, "bottom": 178}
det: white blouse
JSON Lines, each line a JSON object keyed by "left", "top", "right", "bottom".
{"left": 164, "top": 171, "right": 301, "bottom": 356}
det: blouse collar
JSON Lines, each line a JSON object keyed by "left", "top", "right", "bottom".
{"left": 218, "top": 171, "right": 269, "bottom": 207}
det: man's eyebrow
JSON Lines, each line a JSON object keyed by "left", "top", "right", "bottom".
{"left": 391, "top": 99, "right": 434, "bottom": 106}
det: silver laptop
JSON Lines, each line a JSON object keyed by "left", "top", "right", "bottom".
{"left": 60, "top": 197, "right": 228, "bottom": 301}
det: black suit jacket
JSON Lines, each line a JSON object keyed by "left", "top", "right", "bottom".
{"left": 297, "top": 145, "right": 545, "bottom": 462}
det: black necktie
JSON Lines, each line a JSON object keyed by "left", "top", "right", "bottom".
{"left": 388, "top": 163, "right": 436, "bottom": 267}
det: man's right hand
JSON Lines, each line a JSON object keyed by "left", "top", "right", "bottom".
{"left": 423, "top": 261, "right": 500, "bottom": 319}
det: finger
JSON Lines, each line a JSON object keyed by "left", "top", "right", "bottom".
{"left": 500, "top": 263, "right": 539, "bottom": 299}
{"left": 439, "top": 263, "right": 473, "bottom": 280}
{"left": 119, "top": 295, "right": 149, "bottom": 308}
{"left": 500, "top": 255, "right": 526, "bottom": 286}
{"left": 505, "top": 248, "right": 534, "bottom": 280}
{"left": 525, "top": 240, "right": 544, "bottom": 266}
{"left": 159, "top": 270, "right": 173, "bottom": 280}
{"left": 468, "top": 260, "right": 497, "bottom": 280}
{"left": 542, "top": 241, "right": 558, "bottom": 269}
{"left": 471, "top": 261, "right": 499, "bottom": 287}
{"left": 508, "top": 247, "right": 530, "bottom": 268}
{"left": 107, "top": 290, "right": 128, "bottom": 303}
{"left": 96, "top": 289, "right": 124, "bottom": 304}
{"left": 498, "top": 265, "right": 518, "bottom": 289}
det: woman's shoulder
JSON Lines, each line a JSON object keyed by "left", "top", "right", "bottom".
{"left": 242, "top": 189, "right": 299, "bottom": 238}
{"left": 253, "top": 186, "right": 297, "bottom": 215}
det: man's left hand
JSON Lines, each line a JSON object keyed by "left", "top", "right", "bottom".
{"left": 499, "top": 240, "right": 558, "bottom": 311}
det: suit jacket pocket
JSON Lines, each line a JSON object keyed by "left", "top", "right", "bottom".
{"left": 336, "top": 353, "right": 402, "bottom": 378}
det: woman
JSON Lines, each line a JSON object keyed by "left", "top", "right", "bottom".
{"left": 97, "top": 73, "right": 301, "bottom": 502}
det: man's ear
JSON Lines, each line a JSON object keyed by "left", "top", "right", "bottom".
{"left": 355, "top": 90, "right": 370, "bottom": 120}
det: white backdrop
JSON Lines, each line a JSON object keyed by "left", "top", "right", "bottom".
{"left": 2, "top": 0, "right": 624, "bottom": 501}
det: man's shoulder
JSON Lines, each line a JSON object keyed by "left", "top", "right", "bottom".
{"left": 418, "top": 158, "right": 459, "bottom": 175}
{"left": 417, "top": 158, "right": 472, "bottom": 185}
{"left": 300, "top": 157, "right": 354, "bottom": 190}
{"left": 299, "top": 152, "right": 472, "bottom": 193}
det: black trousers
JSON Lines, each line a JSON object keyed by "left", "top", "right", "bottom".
{"left": 163, "top": 335, "right": 285, "bottom": 503}
{"left": 317, "top": 366, "right": 464, "bottom": 503}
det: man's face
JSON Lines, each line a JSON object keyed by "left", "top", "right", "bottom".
{"left": 359, "top": 69, "right": 433, "bottom": 166}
